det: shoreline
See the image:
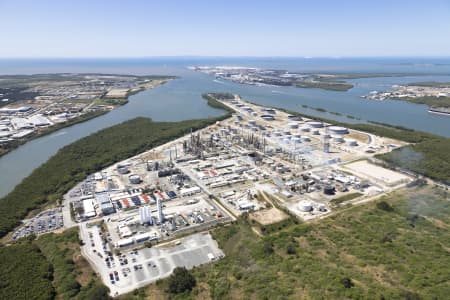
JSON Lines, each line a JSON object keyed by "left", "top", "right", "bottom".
{"left": 0, "top": 78, "right": 173, "bottom": 158}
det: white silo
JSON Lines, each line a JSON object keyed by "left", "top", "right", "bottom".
{"left": 139, "top": 206, "right": 152, "bottom": 224}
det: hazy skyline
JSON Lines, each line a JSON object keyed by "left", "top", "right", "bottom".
{"left": 1, "top": 0, "right": 450, "bottom": 58}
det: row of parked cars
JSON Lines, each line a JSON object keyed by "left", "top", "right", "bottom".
{"left": 12, "top": 208, "right": 63, "bottom": 240}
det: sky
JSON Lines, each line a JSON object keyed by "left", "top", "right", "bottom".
{"left": 0, "top": 0, "right": 449, "bottom": 58}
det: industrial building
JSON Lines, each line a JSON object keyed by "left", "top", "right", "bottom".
{"left": 96, "top": 193, "right": 115, "bottom": 215}
{"left": 82, "top": 198, "right": 96, "bottom": 218}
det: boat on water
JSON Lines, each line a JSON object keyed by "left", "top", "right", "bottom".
{"left": 428, "top": 108, "right": 450, "bottom": 116}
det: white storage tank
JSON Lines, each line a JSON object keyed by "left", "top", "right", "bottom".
{"left": 298, "top": 200, "right": 313, "bottom": 212}
{"left": 329, "top": 126, "right": 349, "bottom": 135}
{"left": 347, "top": 139, "right": 358, "bottom": 146}
{"left": 117, "top": 166, "right": 129, "bottom": 174}
{"left": 129, "top": 174, "right": 142, "bottom": 184}
{"left": 312, "top": 129, "right": 320, "bottom": 135}
{"left": 261, "top": 115, "right": 275, "bottom": 121}
{"left": 248, "top": 119, "right": 257, "bottom": 126}
{"left": 332, "top": 135, "right": 344, "bottom": 143}
{"left": 300, "top": 126, "right": 310, "bottom": 132}
{"left": 292, "top": 137, "right": 301, "bottom": 144}
{"left": 288, "top": 122, "right": 299, "bottom": 129}
{"left": 301, "top": 136, "right": 311, "bottom": 142}
{"left": 287, "top": 115, "right": 301, "bottom": 121}
{"left": 307, "top": 121, "right": 324, "bottom": 128}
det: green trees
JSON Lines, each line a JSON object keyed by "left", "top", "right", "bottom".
{"left": 0, "top": 242, "right": 55, "bottom": 300}
{"left": 379, "top": 138, "right": 450, "bottom": 184}
{"left": 167, "top": 267, "right": 196, "bottom": 294}
{"left": 0, "top": 228, "right": 110, "bottom": 300}
{"left": 376, "top": 201, "right": 394, "bottom": 212}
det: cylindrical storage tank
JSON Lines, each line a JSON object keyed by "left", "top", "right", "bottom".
{"left": 285, "top": 135, "right": 292, "bottom": 140}
{"left": 293, "top": 134, "right": 301, "bottom": 138}
{"left": 261, "top": 115, "right": 275, "bottom": 121}
{"left": 288, "top": 122, "right": 299, "bottom": 129}
{"left": 298, "top": 200, "right": 313, "bottom": 212}
{"left": 252, "top": 112, "right": 258, "bottom": 117}
{"left": 251, "top": 126, "right": 258, "bottom": 131}
{"left": 288, "top": 115, "right": 301, "bottom": 121}
{"left": 318, "top": 204, "right": 327, "bottom": 212}
{"left": 347, "top": 139, "right": 358, "bottom": 146}
{"left": 301, "top": 136, "right": 311, "bottom": 142}
{"left": 117, "top": 166, "right": 129, "bottom": 174}
{"left": 329, "top": 126, "right": 349, "bottom": 135}
{"left": 307, "top": 121, "right": 324, "bottom": 128}
{"left": 292, "top": 137, "right": 301, "bottom": 144}
{"left": 248, "top": 119, "right": 256, "bottom": 126}
{"left": 129, "top": 174, "right": 142, "bottom": 184}
{"left": 332, "top": 135, "right": 344, "bottom": 143}
{"left": 283, "top": 138, "right": 291, "bottom": 144}
{"left": 312, "top": 129, "right": 320, "bottom": 135}
{"left": 323, "top": 185, "right": 335, "bottom": 195}
{"left": 236, "top": 115, "right": 243, "bottom": 121}
{"left": 273, "top": 130, "right": 282, "bottom": 136}
{"left": 300, "top": 126, "right": 310, "bottom": 132}
{"left": 283, "top": 129, "right": 291, "bottom": 135}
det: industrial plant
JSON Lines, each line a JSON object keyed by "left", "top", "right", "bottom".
{"left": 65, "top": 94, "right": 412, "bottom": 295}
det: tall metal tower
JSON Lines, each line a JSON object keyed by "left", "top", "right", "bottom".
{"left": 157, "top": 197, "right": 164, "bottom": 223}
{"left": 323, "top": 126, "right": 330, "bottom": 153}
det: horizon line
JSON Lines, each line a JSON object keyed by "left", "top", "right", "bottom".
{"left": 1, "top": 55, "right": 450, "bottom": 60}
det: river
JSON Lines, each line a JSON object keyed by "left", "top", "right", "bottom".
{"left": 0, "top": 57, "right": 449, "bottom": 197}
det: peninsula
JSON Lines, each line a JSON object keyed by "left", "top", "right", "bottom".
{"left": 190, "top": 66, "right": 422, "bottom": 92}
{"left": 0, "top": 73, "right": 175, "bottom": 156}
{"left": 361, "top": 81, "right": 450, "bottom": 114}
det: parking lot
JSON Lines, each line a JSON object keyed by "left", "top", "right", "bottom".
{"left": 80, "top": 223, "right": 224, "bottom": 296}
{"left": 12, "top": 207, "right": 64, "bottom": 239}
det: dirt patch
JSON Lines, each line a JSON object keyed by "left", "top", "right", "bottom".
{"left": 344, "top": 160, "right": 410, "bottom": 185}
{"left": 347, "top": 131, "right": 369, "bottom": 143}
{"left": 250, "top": 207, "right": 288, "bottom": 225}
{"left": 144, "top": 284, "right": 169, "bottom": 300}
{"left": 74, "top": 253, "right": 96, "bottom": 286}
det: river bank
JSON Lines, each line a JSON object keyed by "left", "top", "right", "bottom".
{"left": 0, "top": 78, "right": 173, "bottom": 158}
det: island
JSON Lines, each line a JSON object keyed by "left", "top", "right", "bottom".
{"left": 0, "top": 73, "right": 175, "bottom": 156}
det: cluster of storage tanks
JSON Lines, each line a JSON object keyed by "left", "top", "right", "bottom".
{"left": 297, "top": 200, "right": 327, "bottom": 213}
{"left": 233, "top": 104, "right": 359, "bottom": 148}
